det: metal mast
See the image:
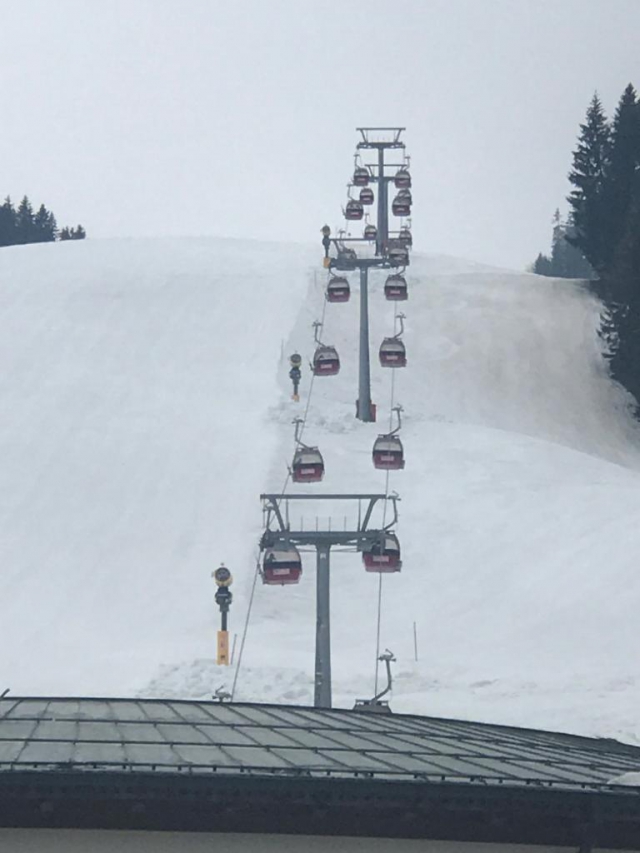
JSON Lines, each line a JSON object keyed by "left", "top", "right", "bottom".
{"left": 314, "top": 544, "right": 331, "bottom": 707}
{"left": 250, "top": 128, "right": 411, "bottom": 711}
{"left": 259, "top": 493, "right": 400, "bottom": 708}
{"left": 323, "top": 127, "right": 409, "bottom": 423}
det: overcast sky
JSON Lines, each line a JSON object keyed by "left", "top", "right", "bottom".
{"left": 2, "top": 0, "right": 639, "bottom": 269}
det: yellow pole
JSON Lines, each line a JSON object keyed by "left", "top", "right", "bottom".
{"left": 217, "top": 630, "right": 230, "bottom": 666}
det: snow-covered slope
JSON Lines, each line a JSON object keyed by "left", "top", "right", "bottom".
{"left": 0, "top": 238, "right": 312, "bottom": 695}
{"left": 1, "top": 238, "right": 639, "bottom": 742}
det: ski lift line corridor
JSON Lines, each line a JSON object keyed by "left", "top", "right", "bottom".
{"left": 252, "top": 128, "right": 414, "bottom": 710}
{"left": 238, "top": 272, "right": 335, "bottom": 702}
{"left": 287, "top": 275, "right": 340, "bottom": 488}
{"left": 233, "top": 268, "right": 331, "bottom": 703}
{"left": 374, "top": 301, "right": 405, "bottom": 693}
{"left": 281, "top": 271, "right": 333, "bottom": 501}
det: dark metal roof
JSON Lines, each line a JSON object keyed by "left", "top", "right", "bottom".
{"left": 0, "top": 697, "right": 639, "bottom": 846}
{"left": 0, "top": 696, "right": 639, "bottom": 790}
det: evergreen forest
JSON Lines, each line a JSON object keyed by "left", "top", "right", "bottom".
{"left": 534, "top": 84, "right": 640, "bottom": 413}
{"left": 0, "top": 196, "right": 86, "bottom": 247}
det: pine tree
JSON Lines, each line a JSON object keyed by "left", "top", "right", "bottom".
{"left": 531, "top": 209, "right": 594, "bottom": 278}
{"left": 604, "top": 84, "right": 640, "bottom": 272}
{"left": 33, "top": 205, "right": 48, "bottom": 241}
{"left": 46, "top": 210, "right": 58, "bottom": 241}
{"left": 532, "top": 252, "right": 553, "bottom": 276}
{"left": 33, "top": 204, "right": 57, "bottom": 243}
{"left": 15, "top": 196, "right": 35, "bottom": 245}
{"left": 59, "top": 227, "right": 71, "bottom": 241}
{"left": 561, "top": 216, "right": 595, "bottom": 278}
{"left": 71, "top": 224, "right": 86, "bottom": 240}
{"left": 567, "top": 93, "right": 612, "bottom": 272}
{"left": 599, "top": 175, "right": 640, "bottom": 405}
{"left": 550, "top": 210, "right": 594, "bottom": 278}
{"left": 0, "top": 197, "right": 16, "bottom": 247}
{"left": 550, "top": 209, "right": 569, "bottom": 277}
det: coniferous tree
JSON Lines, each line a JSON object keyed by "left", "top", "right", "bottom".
{"left": 560, "top": 216, "right": 595, "bottom": 278}
{"left": 600, "top": 175, "right": 640, "bottom": 394}
{"left": 33, "top": 204, "right": 57, "bottom": 243}
{"left": 59, "top": 226, "right": 71, "bottom": 241}
{"left": 532, "top": 252, "right": 553, "bottom": 275}
{"left": 15, "top": 196, "right": 35, "bottom": 245}
{"left": 33, "top": 204, "right": 48, "bottom": 241}
{"left": 550, "top": 209, "right": 570, "bottom": 277}
{"left": 603, "top": 84, "right": 640, "bottom": 270}
{"left": 531, "top": 210, "right": 594, "bottom": 278}
{"left": 551, "top": 210, "right": 594, "bottom": 278}
{"left": 46, "top": 210, "right": 58, "bottom": 241}
{"left": 0, "top": 197, "right": 16, "bottom": 247}
{"left": 567, "top": 93, "right": 612, "bottom": 272}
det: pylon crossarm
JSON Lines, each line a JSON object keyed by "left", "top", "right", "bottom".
{"left": 259, "top": 494, "right": 399, "bottom": 541}
{"left": 329, "top": 236, "right": 372, "bottom": 245}
{"left": 261, "top": 493, "right": 389, "bottom": 500}
{"left": 356, "top": 127, "right": 406, "bottom": 148}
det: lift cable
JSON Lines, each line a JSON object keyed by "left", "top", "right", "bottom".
{"left": 373, "top": 468, "right": 391, "bottom": 694}
{"left": 285, "top": 273, "right": 329, "bottom": 484}
{"left": 230, "top": 550, "right": 261, "bottom": 701}
{"left": 274, "top": 272, "right": 329, "bottom": 508}
{"left": 374, "top": 303, "right": 403, "bottom": 693}
{"left": 234, "top": 273, "right": 331, "bottom": 700}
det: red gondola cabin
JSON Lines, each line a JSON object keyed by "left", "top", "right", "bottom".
{"left": 398, "top": 227, "right": 413, "bottom": 247}
{"left": 394, "top": 169, "right": 412, "bottom": 189}
{"left": 312, "top": 344, "right": 340, "bottom": 376}
{"left": 392, "top": 195, "right": 411, "bottom": 217}
{"left": 345, "top": 200, "right": 364, "bottom": 221}
{"left": 353, "top": 167, "right": 369, "bottom": 187}
{"left": 379, "top": 337, "right": 407, "bottom": 367}
{"left": 263, "top": 544, "right": 302, "bottom": 585}
{"left": 362, "top": 532, "right": 402, "bottom": 573}
{"left": 389, "top": 244, "right": 409, "bottom": 266}
{"left": 359, "top": 187, "right": 374, "bottom": 205}
{"left": 291, "top": 446, "right": 325, "bottom": 482}
{"left": 326, "top": 276, "right": 350, "bottom": 303}
{"left": 336, "top": 247, "right": 358, "bottom": 268}
{"left": 364, "top": 224, "right": 377, "bottom": 241}
{"left": 384, "top": 274, "right": 408, "bottom": 301}
{"left": 372, "top": 434, "right": 405, "bottom": 470}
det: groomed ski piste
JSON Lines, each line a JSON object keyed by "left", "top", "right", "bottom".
{"left": 1, "top": 236, "right": 640, "bottom": 743}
